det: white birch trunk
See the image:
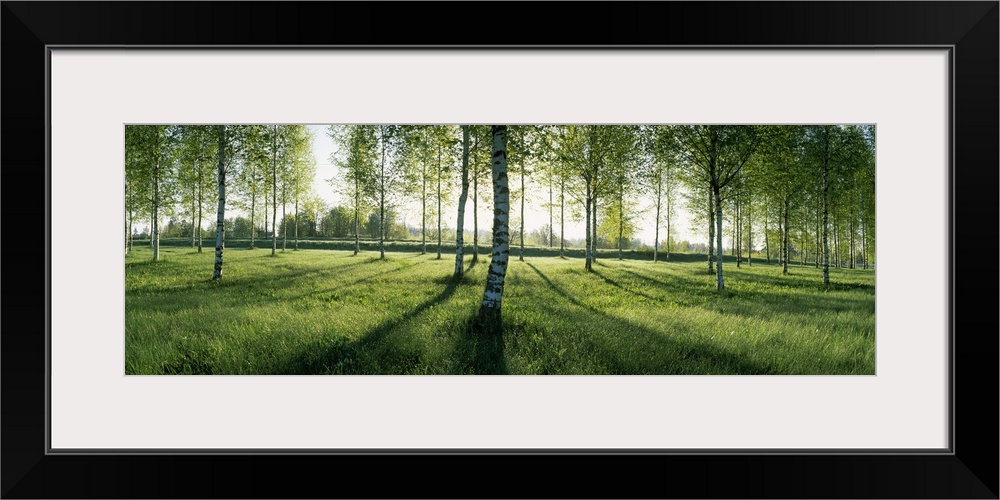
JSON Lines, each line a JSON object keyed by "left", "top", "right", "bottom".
{"left": 197, "top": 166, "right": 203, "bottom": 253}
{"left": 822, "top": 130, "right": 831, "bottom": 285}
{"left": 707, "top": 190, "right": 714, "bottom": 273}
{"left": 437, "top": 145, "right": 442, "bottom": 260}
{"left": 271, "top": 125, "right": 278, "bottom": 257}
{"left": 213, "top": 126, "right": 226, "bottom": 280}
{"left": 379, "top": 127, "right": 386, "bottom": 260}
{"left": 585, "top": 183, "right": 592, "bottom": 271}
{"left": 714, "top": 187, "right": 725, "bottom": 290}
{"left": 548, "top": 175, "right": 553, "bottom": 248}
{"left": 559, "top": 176, "right": 565, "bottom": 258}
{"left": 783, "top": 198, "right": 790, "bottom": 275}
{"left": 152, "top": 129, "right": 160, "bottom": 262}
{"left": 421, "top": 163, "right": 427, "bottom": 255}
{"left": 354, "top": 176, "right": 360, "bottom": 256}
{"left": 592, "top": 195, "right": 598, "bottom": 263}
{"left": 473, "top": 165, "right": 479, "bottom": 262}
{"left": 653, "top": 171, "right": 662, "bottom": 263}
{"left": 519, "top": 161, "right": 524, "bottom": 262}
{"left": 455, "top": 126, "right": 470, "bottom": 276}
{"left": 281, "top": 184, "right": 287, "bottom": 252}
{"left": 478, "top": 126, "right": 510, "bottom": 323}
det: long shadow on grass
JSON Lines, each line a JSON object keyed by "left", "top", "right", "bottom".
{"left": 211, "top": 256, "right": 400, "bottom": 293}
{"left": 620, "top": 268, "right": 704, "bottom": 291}
{"left": 724, "top": 267, "right": 875, "bottom": 293}
{"left": 280, "top": 275, "right": 468, "bottom": 374}
{"left": 616, "top": 267, "right": 724, "bottom": 306}
{"left": 620, "top": 266, "right": 874, "bottom": 320}
{"left": 590, "top": 268, "right": 665, "bottom": 303}
{"left": 452, "top": 322, "right": 508, "bottom": 375}
{"left": 525, "top": 263, "right": 771, "bottom": 374}
{"left": 293, "top": 263, "right": 412, "bottom": 302}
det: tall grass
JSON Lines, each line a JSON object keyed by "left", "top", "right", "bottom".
{"left": 125, "top": 246, "right": 875, "bottom": 375}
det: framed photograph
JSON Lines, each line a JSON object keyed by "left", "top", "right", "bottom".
{"left": 4, "top": 2, "right": 996, "bottom": 498}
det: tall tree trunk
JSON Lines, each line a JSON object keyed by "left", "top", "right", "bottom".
{"left": 746, "top": 197, "right": 752, "bottom": 266}
{"left": 834, "top": 217, "right": 840, "bottom": 268}
{"left": 815, "top": 206, "right": 821, "bottom": 268}
{"left": 421, "top": 164, "right": 427, "bottom": 254}
{"left": 764, "top": 206, "right": 770, "bottom": 264}
{"left": 125, "top": 213, "right": 131, "bottom": 255}
{"left": 782, "top": 198, "right": 790, "bottom": 275}
{"left": 271, "top": 126, "right": 278, "bottom": 257}
{"left": 731, "top": 214, "right": 736, "bottom": 257}
{"left": 862, "top": 217, "right": 868, "bottom": 270}
{"left": 707, "top": 190, "right": 714, "bottom": 273}
{"left": 714, "top": 186, "right": 724, "bottom": 290}
{"left": 653, "top": 175, "right": 661, "bottom": 263}
{"left": 519, "top": 161, "right": 525, "bottom": 262}
{"left": 282, "top": 190, "right": 287, "bottom": 252}
{"left": 548, "top": 175, "right": 553, "bottom": 248}
{"left": 455, "top": 126, "right": 470, "bottom": 276}
{"left": 736, "top": 194, "right": 742, "bottom": 268}
{"left": 850, "top": 207, "right": 856, "bottom": 269}
{"left": 617, "top": 185, "right": 624, "bottom": 260}
{"left": 379, "top": 127, "right": 386, "bottom": 260}
{"left": 152, "top": 136, "right": 160, "bottom": 262}
{"left": 665, "top": 188, "right": 671, "bottom": 261}
{"left": 585, "top": 183, "right": 593, "bottom": 271}
{"left": 437, "top": 145, "right": 443, "bottom": 260}
{"left": 250, "top": 192, "right": 256, "bottom": 249}
{"left": 478, "top": 125, "right": 510, "bottom": 325}
{"left": 197, "top": 166, "right": 203, "bottom": 253}
{"left": 590, "top": 194, "right": 597, "bottom": 262}
{"left": 354, "top": 175, "right": 360, "bottom": 256}
{"left": 473, "top": 164, "right": 479, "bottom": 263}
{"left": 191, "top": 184, "right": 197, "bottom": 248}
{"left": 801, "top": 231, "right": 806, "bottom": 265}
{"left": 559, "top": 175, "right": 565, "bottom": 258}
{"left": 213, "top": 126, "right": 226, "bottom": 280}
{"left": 294, "top": 192, "right": 299, "bottom": 250}
{"left": 822, "top": 130, "right": 831, "bottom": 285}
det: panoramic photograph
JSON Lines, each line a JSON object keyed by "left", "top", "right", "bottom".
{"left": 124, "top": 124, "right": 876, "bottom": 375}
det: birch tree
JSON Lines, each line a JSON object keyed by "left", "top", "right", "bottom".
{"left": 329, "top": 125, "right": 377, "bottom": 256}
{"left": 237, "top": 125, "right": 271, "bottom": 249}
{"left": 645, "top": 125, "right": 679, "bottom": 262}
{"left": 467, "top": 126, "right": 492, "bottom": 263}
{"left": 212, "top": 125, "right": 227, "bottom": 280}
{"left": 454, "top": 125, "right": 471, "bottom": 276}
{"left": 803, "top": 125, "right": 845, "bottom": 285}
{"left": 477, "top": 125, "right": 511, "bottom": 327}
{"left": 675, "top": 125, "right": 760, "bottom": 290}
{"left": 429, "top": 126, "right": 457, "bottom": 260}
{"left": 125, "top": 125, "right": 175, "bottom": 261}
{"left": 372, "top": 125, "right": 405, "bottom": 260}
{"left": 557, "top": 125, "right": 614, "bottom": 271}
{"left": 280, "top": 125, "right": 315, "bottom": 251}
{"left": 125, "top": 126, "right": 153, "bottom": 256}
{"left": 269, "top": 125, "right": 281, "bottom": 256}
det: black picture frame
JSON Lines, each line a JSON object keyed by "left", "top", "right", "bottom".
{"left": 3, "top": 2, "right": 996, "bottom": 498}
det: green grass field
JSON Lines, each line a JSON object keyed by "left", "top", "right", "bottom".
{"left": 125, "top": 244, "right": 875, "bottom": 375}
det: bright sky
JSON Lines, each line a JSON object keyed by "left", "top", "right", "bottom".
{"left": 306, "top": 125, "right": 699, "bottom": 248}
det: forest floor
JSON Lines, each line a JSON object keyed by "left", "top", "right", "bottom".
{"left": 125, "top": 244, "right": 875, "bottom": 375}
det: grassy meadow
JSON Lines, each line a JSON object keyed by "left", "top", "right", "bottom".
{"left": 125, "top": 242, "right": 875, "bottom": 375}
